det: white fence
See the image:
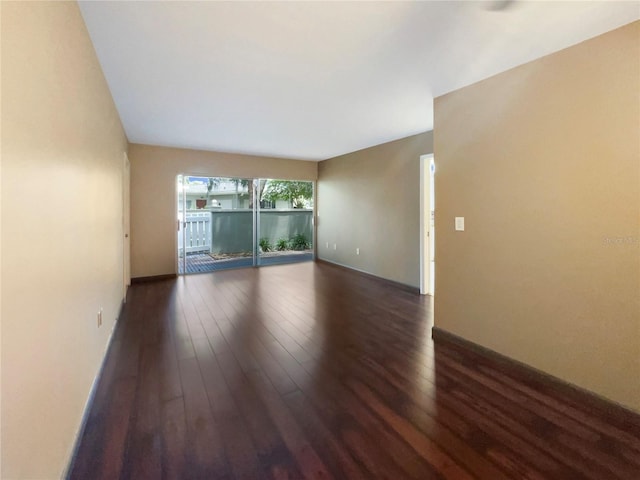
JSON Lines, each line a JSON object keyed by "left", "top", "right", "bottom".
{"left": 178, "top": 211, "right": 211, "bottom": 255}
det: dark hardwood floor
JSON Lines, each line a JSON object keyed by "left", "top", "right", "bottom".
{"left": 69, "top": 261, "right": 640, "bottom": 480}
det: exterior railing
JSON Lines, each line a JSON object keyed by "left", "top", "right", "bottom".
{"left": 178, "top": 209, "right": 313, "bottom": 256}
{"left": 178, "top": 211, "right": 212, "bottom": 254}
{"left": 211, "top": 209, "right": 313, "bottom": 254}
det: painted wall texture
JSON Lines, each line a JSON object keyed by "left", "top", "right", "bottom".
{"left": 129, "top": 144, "right": 317, "bottom": 278}
{"left": 317, "top": 132, "right": 434, "bottom": 288}
{"left": 1, "top": 2, "right": 129, "bottom": 477}
{"left": 434, "top": 22, "right": 639, "bottom": 411}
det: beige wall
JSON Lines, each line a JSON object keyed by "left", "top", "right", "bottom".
{"left": 0, "top": 4, "right": 3, "bottom": 474}
{"left": 317, "top": 132, "right": 433, "bottom": 288}
{"left": 129, "top": 144, "right": 317, "bottom": 278}
{"left": 1, "top": 2, "right": 128, "bottom": 478}
{"left": 434, "top": 22, "right": 640, "bottom": 411}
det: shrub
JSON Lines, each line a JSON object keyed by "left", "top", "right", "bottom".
{"left": 276, "top": 238, "right": 289, "bottom": 251}
{"left": 259, "top": 237, "right": 272, "bottom": 252}
{"left": 290, "top": 233, "right": 310, "bottom": 251}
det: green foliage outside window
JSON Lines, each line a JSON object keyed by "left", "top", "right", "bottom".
{"left": 290, "top": 233, "right": 310, "bottom": 251}
{"left": 262, "top": 181, "right": 313, "bottom": 208}
{"left": 259, "top": 237, "right": 273, "bottom": 252}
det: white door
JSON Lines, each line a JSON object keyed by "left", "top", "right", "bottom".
{"left": 420, "top": 154, "right": 434, "bottom": 295}
{"left": 123, "top": 152, "right": 131, "bottom": 299}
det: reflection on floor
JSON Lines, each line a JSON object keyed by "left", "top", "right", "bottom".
{"left": 179, "top": 251, "right": 313, "bottom": 274}
{"left": 69, "top": 262, "right": 640, "bottom": 480}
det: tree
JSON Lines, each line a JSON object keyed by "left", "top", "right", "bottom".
{"left": 206, "top": 177, "right": 217, "bottom": 195}
{"left": 207, "top": 177, "right": 267, "bottom": 208}
{"left": 262, "top": 181, "right": 313, "bottom": 208}
{"left": 255, "top": 179, "right": 268, "bottom": 208}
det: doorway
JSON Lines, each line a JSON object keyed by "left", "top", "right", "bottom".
{"left": 177, "top": 175, "right": 314, "bottom": 274}
{"left": 420, "top": 154, "right": 435, "bottom": 295}
{"left": 123, "top": 152, "right": 130, "bottom": 299}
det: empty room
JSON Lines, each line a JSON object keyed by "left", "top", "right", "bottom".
{"left": 1, "top": 1, "right": 639, "bottom": 479}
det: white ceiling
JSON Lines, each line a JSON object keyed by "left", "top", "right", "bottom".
{"left": 79, "top": 1, "right": 639, "bottom": 161}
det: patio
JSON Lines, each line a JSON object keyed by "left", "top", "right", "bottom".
{"left": 180, "top": 250, "right": 313, "bottom": 274}
{"left": 178, "top": 207, "right": 314, "bottom": 274}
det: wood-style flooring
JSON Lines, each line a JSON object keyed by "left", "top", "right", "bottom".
{"left": 69, "top": 261, "right": 640, "bottom": 479}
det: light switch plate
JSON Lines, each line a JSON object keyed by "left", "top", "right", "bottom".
{"left": 455, "top": 217, "right": 465, "bottom": 231}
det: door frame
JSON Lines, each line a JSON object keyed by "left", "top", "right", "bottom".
{"left": 122, "top": 152, "right": 130, "bottom": 300}
{"left": 176, "top": 174, "right": 316, "bottom": 274}
{"left": 420, "top": 154, "right": 434, "bottom": 295}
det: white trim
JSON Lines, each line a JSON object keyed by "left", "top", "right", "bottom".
{"left": 122, "top": 152, "right": 130, "bottom": 300}
{"left": 420, "top": 154, "right": 434, "bottom": 295}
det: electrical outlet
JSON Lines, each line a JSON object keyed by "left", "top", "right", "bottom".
{"left": 97, "top": 308, "right": 103, "bottom": 327}
{"left": 325, "top": 242, "right": 329, "bottom": 248}
{"left": 333, "top": 243, "right": 337, "bottom": 250}
{"left": 356, "top": 248, "right": 360, "bottom": 255}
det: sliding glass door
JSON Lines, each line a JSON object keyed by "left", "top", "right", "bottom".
{"left": 257, "top": 179, "right": 314, "bottom": 266}
{"left": 177, "top": 175, "right": 314, "bottom": 274}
